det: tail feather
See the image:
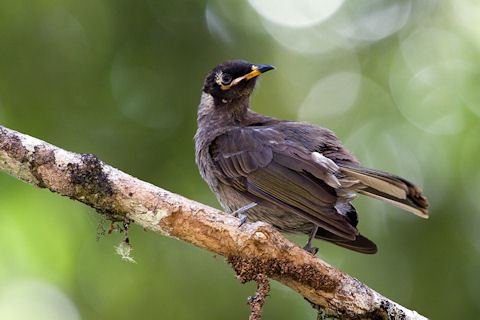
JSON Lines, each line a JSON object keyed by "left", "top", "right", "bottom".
{"left": 315, "top": 228, "right": 377, "bottom": 254}
{"left": 340, "top": 166, "right": 429, "bottom": 218}
{"left": 333, "top": 235, "right": 378, "bottom": 254}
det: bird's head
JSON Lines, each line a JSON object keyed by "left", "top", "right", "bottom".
{"left": 203, "top": 60, "right": 274, "bottom": 104}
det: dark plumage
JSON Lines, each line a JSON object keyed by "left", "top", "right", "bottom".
{"left": 195, "top": 60, "right": 429, "bottom": 254}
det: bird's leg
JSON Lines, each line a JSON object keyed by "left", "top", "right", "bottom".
{"left": 303, "top": 224, "right": 319, "bottom": 255}
{"left": 231, "top": 202, "right": 257, "bottom": 227}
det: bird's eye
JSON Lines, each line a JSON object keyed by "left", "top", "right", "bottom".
{"left": 221, "top": 73, "right": 232, "bottom": 85}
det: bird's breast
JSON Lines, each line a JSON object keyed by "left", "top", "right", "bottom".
{"left": 194, "top": 127, "right": 222, "bottom": 192}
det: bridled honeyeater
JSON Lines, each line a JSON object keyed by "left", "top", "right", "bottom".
{"left": 194, "top": 60, "right": 429, "bottom": 254}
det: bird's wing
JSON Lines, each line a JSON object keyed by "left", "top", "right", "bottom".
{"left": 270, "top": 122, "right": 429, "bottom": 218}
{"left": 210, "top": 126, "right": 358, "bottom": 239}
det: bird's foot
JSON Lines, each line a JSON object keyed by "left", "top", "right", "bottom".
{"left": 232, "top": 202, "right": 257, "bottom": 227}
{"left": 303, "top": 224, "right": 319, "bottom": 255}
{"left": 303, "top": 243, "right": 319, "bottom": 255}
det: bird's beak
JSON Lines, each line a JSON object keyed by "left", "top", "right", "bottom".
{"left": 244, "top": 64, "right": 275, "bottom": 80}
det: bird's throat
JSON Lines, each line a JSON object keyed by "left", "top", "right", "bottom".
{"left": 198, "top": 92, "right": 250, "bottom": 127}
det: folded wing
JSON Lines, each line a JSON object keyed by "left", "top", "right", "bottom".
{"left": 210, "top": 126, "right": 358, "bottom": 240}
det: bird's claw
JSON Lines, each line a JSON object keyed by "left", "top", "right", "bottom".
{"left": 238, "top": 214, "right": 248, "bottom": 227}
{"left": 232, "top": 202, "right": 257, "bottom": 227}
{"left": 303, "top": 244, "right": 319, "bottom": 255}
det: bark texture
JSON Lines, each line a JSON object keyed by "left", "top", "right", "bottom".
{"left": 0, "top": 125, "right": 427, "bottom": 320}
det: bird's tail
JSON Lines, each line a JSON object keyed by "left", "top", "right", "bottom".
{"left": 315, "top": 228, "right": 378, "bottom": 254}
{"left": 340, "top": 165, "right": 429, "bottom": 218}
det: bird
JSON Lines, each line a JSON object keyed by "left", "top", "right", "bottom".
{"left": 194, "top": 60, "right": 429, "bottom": 254}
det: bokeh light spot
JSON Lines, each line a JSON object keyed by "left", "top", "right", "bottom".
{"left": 453, "top": 0, "right": 480, "bottom": 50}
{"left": 205, "top": 3, "right": 233, "bottom": 45}
{"left": 0, "top": 280, "right": 80, "bottom": 320}
{"left": 262, "top": 22, "right": 346, "bottom": 55}
{"left": 390, "top": 56, "right": 467, "bottom": 135}
{"left": 333, "top": 0, "right": 412, "bottom": 42}
{"left": 248, "top": 0, "right": 344, "bottom": 28}
{"left": 459, "top": 70, "right": 480, "bottom": 117}
{"left": 400, "top": 28, "right": 465, "bottom": 73}
{"left": 298, "top": 72, "right": 361, "bottom": 120}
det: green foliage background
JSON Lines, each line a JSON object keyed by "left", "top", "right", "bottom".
{"left": 0, "top": 1, "right": 479, "bottom": 319}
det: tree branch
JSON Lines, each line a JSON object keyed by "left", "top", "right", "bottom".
{"left": 0, "top": 125, "right": 427, "bottom": 320}
{"left": 246, "top": 274, "right": 270, "bottom": 320}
